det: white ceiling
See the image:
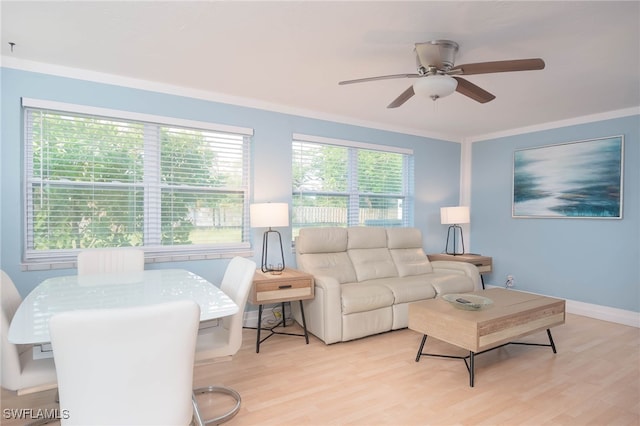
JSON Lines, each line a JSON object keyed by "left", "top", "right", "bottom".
{"left": 2, "top": 1, "right": 639, "bottom": 141}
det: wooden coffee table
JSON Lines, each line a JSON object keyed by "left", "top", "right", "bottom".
{"left": 408, "top": 288, "right": 565, "bottom": 387}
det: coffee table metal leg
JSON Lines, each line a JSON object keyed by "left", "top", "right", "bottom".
{"left": 414, "top": 337, "right": 558, "bottom": 387}
{"left": 415, "top": 335, "right": 428, "bottom": 362}
{"left": 510, "top": 328, "right": 558, "bottom": 354}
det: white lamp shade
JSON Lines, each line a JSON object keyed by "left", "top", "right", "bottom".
{"left": 250, "top": 203, "right": 289, "bottom": 228}
{"left": 413, "top": 75, "right": 458, "bottom": 100}
{"left": 440, "top": 206, "right": 470, "bottom": 225}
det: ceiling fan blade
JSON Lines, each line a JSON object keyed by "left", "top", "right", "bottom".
{"left": 451, "top": 58, "right": 545, "bottom": 75}
{"left": 339, "top": 74, "right": 419, "bottom": 85}
{"left": 387, "top": 85, "right": 415, "bottom": 108}
{"left": 453, "top": 77, "right": 496, "bottom": 103}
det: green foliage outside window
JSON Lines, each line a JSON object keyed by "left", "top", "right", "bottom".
{"left": 30, "top": 113, "right": 144, "bottom": 249}
{"left": 26, "top": 108, "right": 248, "bottom": 253}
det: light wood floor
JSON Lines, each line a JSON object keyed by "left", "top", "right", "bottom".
{"left": 2, "top": 313, "right": 639, "bottom": 425}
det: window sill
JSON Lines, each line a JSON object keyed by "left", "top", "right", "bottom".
{"left": 21, "top": 249, "right": 254, "bottom": 272}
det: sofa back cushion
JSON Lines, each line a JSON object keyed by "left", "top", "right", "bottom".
{"left": 386, "top": 228, "right": 434, "bottom": 276}
{"left": 348, "top": 248, "right": 398, "bottom": 281}
{"left": 389, "top": 248, "right": 434, "bottom": 277}
{"left": 297, "top": 252, "right": 358, "bottom": 284}
{"left": 347, "top": 227, "right": 387, "bottom": 249}
{"left": 296, "top": 227, "right": 357, "bottom": 284}
{"left": 297, "top": 227, "right": 348, "bottom": 254}
{"left": 386, "top": 227, "right": 422, "bottom": 249}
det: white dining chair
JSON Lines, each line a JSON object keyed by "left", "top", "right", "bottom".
{"left": 76, "top": 248, "right": 145, "bottom": 275}
{"left": 49, "top": 300, "right": 201, "bottom": 426}
{"left": 194, "top": 256, "right": 256, "bottom": 424}
{"left": 1, "top": 270, "right": 58, "bottom": 396}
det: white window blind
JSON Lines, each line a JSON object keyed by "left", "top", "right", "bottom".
{"left": 24, "top": 103, "right": 251, "bottom": 263}
{"left": 292, "top": 135, "right": 414, "bottom": 238}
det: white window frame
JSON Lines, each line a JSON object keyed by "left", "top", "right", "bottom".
{"left": 22, "top": 98, "right": 253, "bottom": 268}
{"left": 292, "top": 133, "right": 414, "bottom": 232}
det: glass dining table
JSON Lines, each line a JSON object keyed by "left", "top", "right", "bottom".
{"left": 8, "top": 268, "right": 238, "bottom": 345}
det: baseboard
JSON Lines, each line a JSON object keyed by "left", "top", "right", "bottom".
{"left": 243, "top": 305, "right": 280, "bottom": 328}
{"left": 565, "top": 299, "right": 640, "bottom": 328}
{"left": 485, "top": 285, "right": 640, "bottom": 328}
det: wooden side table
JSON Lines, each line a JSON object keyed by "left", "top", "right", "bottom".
{"left": 250, "top": 268, "right": 314, "bottom": 353}
{"left": 427, "top": 253, "right": 492, "bottom": 289}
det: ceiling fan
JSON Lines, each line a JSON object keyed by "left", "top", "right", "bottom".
{"left": 338, "top": 40, "right": 545, "bottom": 108}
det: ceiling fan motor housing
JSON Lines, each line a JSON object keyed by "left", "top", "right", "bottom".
{"left": 416, "top": 40, "right": 460, "bottom": 71}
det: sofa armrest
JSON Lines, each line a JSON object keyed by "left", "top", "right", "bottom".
{"left": 431, "top": 260, "right": 482, "bottom": 291}
{"left": 293, "top": 275, "right": 344, "bottom": 344}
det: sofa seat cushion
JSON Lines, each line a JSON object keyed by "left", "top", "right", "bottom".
{"left": 341, "top": 283, "right": 394, "bottom": 314}
{"left": 373, "top": 276, "right": 437, "bottom": 303}
{"left": 427, "top": 272, "right": 475, "bottom": 295}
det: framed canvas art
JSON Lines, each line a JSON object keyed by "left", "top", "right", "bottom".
{"left": 513, "top": 136, "right": 623, "bottom": 219}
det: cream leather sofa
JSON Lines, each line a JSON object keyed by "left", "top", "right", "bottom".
{"left": 292, "top": 227, "right": 481, "bottom": 344}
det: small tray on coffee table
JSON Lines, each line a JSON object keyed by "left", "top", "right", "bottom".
{"left": 442, "top": 293, "right": 493, "bottom": 311}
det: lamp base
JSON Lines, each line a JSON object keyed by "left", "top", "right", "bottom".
{"left": 444, "top": 224, "right": 465, "bottom": 256}
{"left": 261, "top": 228, "right": 285, "bottom": 273}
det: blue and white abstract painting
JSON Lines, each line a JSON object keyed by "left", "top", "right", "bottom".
{"left": 513, "top": 136, "right": 623, "bottom": 218}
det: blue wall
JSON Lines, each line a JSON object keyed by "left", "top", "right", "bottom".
{"left": 471, "top": 115, "right": 639, "bottom": 312}
{"left": 0, "top": 67, "right": 462, "bottom": 297}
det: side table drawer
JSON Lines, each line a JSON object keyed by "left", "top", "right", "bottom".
{"left": 254, "top": 279, "right": 313, "bottom": 303}
{"left": 251, "top": 268, "right": 315, "bottom": 305}
{"left": 472, "top": 260, "right": 492, "bottom": 273}
{"left": 427, "top": 253, "right": 492, "bottom": 274}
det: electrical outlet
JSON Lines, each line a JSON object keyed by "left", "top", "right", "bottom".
{"left": 505, "top": 274, "right": 515, "bottom": 288}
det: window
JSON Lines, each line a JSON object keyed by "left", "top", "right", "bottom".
{"left": 292, "top": 134, "right": 414, "bottom": 238}
{"left": 23, "top": 99, "right": 252, "bottom": 264}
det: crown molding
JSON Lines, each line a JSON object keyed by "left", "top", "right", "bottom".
{"left": 5, "top": 56, "right": 636, "bottom": 145}
{"left": 467, "top": 107, "right": 640, "bottom": 143}
{"left": 1, "top": 56, "right": 457, "bottom": 142}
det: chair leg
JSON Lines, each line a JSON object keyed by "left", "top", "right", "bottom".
{"left": 192, "top": 385, "right": 241, "bottom": 425}
{"left": 192, "top": 392, "right": 205, "bottom": 426}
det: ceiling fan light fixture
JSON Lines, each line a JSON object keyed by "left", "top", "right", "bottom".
{"left": 413, "top": 75, "right": 458, "bottom": 101}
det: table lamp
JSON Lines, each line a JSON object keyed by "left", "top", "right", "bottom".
{"left": 250, "top": 203, "right": 289, "bottom": 273}
{"left": 440, "top": 206, "right": 470, "bottom": 256}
